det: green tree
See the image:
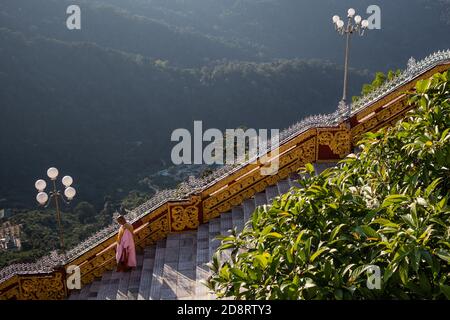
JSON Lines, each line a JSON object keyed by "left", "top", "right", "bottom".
{"left": 207, "top": 71, "right": 450, "bottom": 300}
{"left": 353, "top": 69, "right": 401, "bottom": 102}
{"left": 120, "top": 191, "right": 150, "bottom": 210}
{"left": 74, "top": 202, "right": 97, "bottom": 224}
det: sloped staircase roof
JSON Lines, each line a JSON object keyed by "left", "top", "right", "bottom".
{"left": 1, "top": 50, "right": 449, "bottom": 300}
{"left": 68, "top": 164, "right": 337, "bottom": 300}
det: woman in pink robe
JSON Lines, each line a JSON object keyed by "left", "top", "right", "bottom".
{"left": 115, "top": 215, "right": 137, "bottom": 272}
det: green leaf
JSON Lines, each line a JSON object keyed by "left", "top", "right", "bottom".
{"left": 421, "top": 250, "right": 439, "bottom": 274}
{"left": 334, "top": 289, "right": 343, "bottom": 300}
{"left": 416, "top": 197, "right": 427, "bottom": 207}
{"left": 351, "top": 264, "right": 374, "bottom": 280}
{"left": 357, "top": 225, "right": 381, "bottom": 239}
{"left": 219, "top": 265, "right": 231, "bottom": 280}
{"left": 441, "top": 128, "right": 450, "bottom": 141}
{"left": 342, "top": 264, "right": 356, "bottom": 277}
{"left": 401, "top": 214, "right": 417, "bottom": 228}
{"left": 261, "top": 225, "right": 274, "bottom": 236}
{"left": 247, "top": 269, "right": 258, "bottom": 281}
{"left": 286, "top": 246, "right": 294, "bottom": 264}
{"left": 371, "top": 218, "right": 399, "bottom": 228}
{"left": 305, "top": 163, "right": 315, "bottom": 175}
{"left": 302, "top": 278, "right": 317, "bottom": 290}
{"left": 297, "top": 248, "right": 307, "bottom": 264}
{"left": 425, "top": 178, "right": 442, "bottom": 198}
{"left": 384, "top": 263, "right": 397, "bottom": 283}
{"left": 437, "top": 196, "right": 448, "bottom": 211}
{"left": 410, "top": 248, "right": 421, "bottom": 273}
{"left": 310, "top": 247, "right": 329, "bottom": 262}
{"left": 266, "top": 232, "right": 283, "bottom": 239}
{"left": 230, "top": 268, "right": 247, "bottom": 280}
{"left": 418, "top": 272, "right": 431, "bottom": 295}
{"left": 440, "top": 284, "right": 450, "bottom": 299}
{"left": 324, "top": 260, "right": 332, "bottom": 280}
{"left": 254, "top": 253, "right": 270, "bottom": 269}
{"left": 410, "top": 202, "right": 418, "bottom": 228}
{"left": 415, "top": 78, "right": 431, "bottom": 93}
{"left": 330, "top": 224, "right": 346, "bottom": 241}
{"left": 381, "top": 194, "right": 408, "bottom": 208}
{"left": 304, "top": 237, "right": 312, "bottom": 258}
{"left": 418, "top": 225, "right": 433, "bottom": 245}
{"left": 436, "top": 249, "right": 450, "bottom": 262}
{"left": 327, "top": 203, "right": 338, "bottom": 210}
{"left": 399, "top": 262, "right": 409, "bottom": 285}
{"left": 293, "top": 230, "right": 305, "bottom": 251}
{"left": 219, "top": 243, "right": 236, "bottom": 250}
{"left": 393, "top": 246, "right": 411, "bottom": 264}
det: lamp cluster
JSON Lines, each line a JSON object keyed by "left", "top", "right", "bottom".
{"left": 35, "top": 167, "right": 76, "bottom": 205}
{"left": 333, "top": 8, "right": 369, "bottom": 36}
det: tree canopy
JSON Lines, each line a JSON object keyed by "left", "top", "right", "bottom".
{"left": 207, "top": 71, "right": 450, "bottom": 299}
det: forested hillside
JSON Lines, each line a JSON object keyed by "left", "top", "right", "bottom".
{"left": 0, "top": 27, "right": 370, "bottom": 209}
{"left": 2, "top": 0, "right": 449, "bottom": 70}
{"left": 1, "top": 0, "right": 448, "bottom": 268}
{"left": 0, "top": 0, "right": 258, "bottom": 67}
{"left": 66, "top": 0, "right": 450, "bottom": 71}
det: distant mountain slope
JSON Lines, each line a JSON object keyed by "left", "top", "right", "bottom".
{"left": 0, "top": 28, "right": 370, "bottom": 208}
{"left": 0, "top": 0, "right": 259, "bottom": 67}
{"left": 4, "top": 0, "right": 449, "bottom": 71}
{"left": 96, "top": 0, "right": 450, "bottom": 71}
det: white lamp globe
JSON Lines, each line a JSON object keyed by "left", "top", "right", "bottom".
{"left": 47, "top": 167, "right": 59, "bottom": 180}
{"left": 332, "top": 15, "right": 340, "bottom": 24}
{"left": 362, "top": 20, "right": 369, "bottom": 28}
{"left": 337, "top": 20, "right": 344, "bottom": 28}
{"left": 36, "top": 192, "right": 48, "bottom": 205}
{"left": 62, "top": 176, "right": 73, "bottom": 187}
{"left": 354, "top": 15, "right": 362, "bottom": 24}
{"left": 64, "top": 187, "right": 76, "bottom": 200}
{"left": 347, "top": 8, "right": 356, "bottom": 17}
{"left": 35, "top": 179, "right": 47, "bottom": 192}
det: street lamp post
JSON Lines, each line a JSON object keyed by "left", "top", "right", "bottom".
{"left": 333, "top": 8, "right": 370, "bottom": 115}
{"left": 35, "top": 167, "right": 76, "bottom": 254}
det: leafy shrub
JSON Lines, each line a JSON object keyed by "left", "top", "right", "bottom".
{"left": 352, "top": 69, "right": 401, "bottom": 102}
{"left": 207, "top": 71, "right": 450, "bottom": 299}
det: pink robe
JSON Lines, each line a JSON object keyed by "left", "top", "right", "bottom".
{"left": 116, "top": 228, "right": 137, "bottom": 268}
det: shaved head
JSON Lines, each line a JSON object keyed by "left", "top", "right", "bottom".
{"left": 116, "top": 215, "right": 126, "bottom": 225}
